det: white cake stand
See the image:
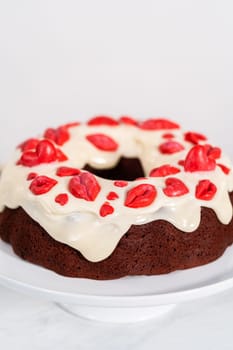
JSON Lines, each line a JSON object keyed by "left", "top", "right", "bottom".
{"left": 1, "top": 240, "right": 233, "bottom": 323}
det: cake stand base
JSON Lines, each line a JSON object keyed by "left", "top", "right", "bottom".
{"left": 56, "top": 303, "right": 176, "bottom": 323}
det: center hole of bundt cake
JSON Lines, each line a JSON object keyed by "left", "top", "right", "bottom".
{"left": 83, "top": 157, "right": 145, "bottom": 181}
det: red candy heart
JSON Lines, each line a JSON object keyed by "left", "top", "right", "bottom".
{"left": 19, "top": 151, "right": 41, "bottom": 167}
{"left": 99, "top": 202, "right": 114, "bottom": 217}
{"left": 178, "top": 160, "right": 185, "bottom": 166}
{"left": 159, "top": 141, "right": 185, "bottom": 154}
{"left": 86, "top": 134, "right": 118, "bottom": 151}
{"left": 162, "top": 133, "right": 175, "bottom": 139}
{"left": 119, "top": 116, "right": 138, "bottom": 126}
{"left": 27, "top": 172, "right": 38, "bottom": 181}
{"left": 217, "top": 163, "right": 231, "bottom": 175}
{"left": 56, "top": 148, "right": 68, "bottom": 161}
{"left": 87, "top": 116, "right": 119, "bottom": 126}
{"left": 44, "top": 126, "right": 70, "bottom": 146}
{"left": 20, "top": 140, "right": 57, "bottom": 166}
{"left": 36, "top": 140, "right": 57, "bottom": 163}
{"left": 149, "top": 164, "right": 181, "bottom": 177}
{"left": 140, "top": 119, "right": 180, "bottom": 130}
{"left": 125, "top": 184, "right": 157, "bottom": 208}
{"left": 29, "top": 176, "right": 57, "bottom": 195}
{"left": 184, "top": 132, "right": 207, "bottom": 145}
{"left": 63, "top": 122, "right": 80, "bottom": 128}
{"left": 55, "top": 193, "right": 69, "bottom": 206}
{"left": 204, "top": 145, "right": 221, "bottom": 160}
{"left": 18, "top": 138, "right": 39, "bottom": 152}
{"left": 184, "top": 145, "right": 216, "bottom": 172}
{"left": 18, "top": 140, "right": 66, "bottom": 167}
{"left": 114, "top": 180, "right": 128, "bottom": 187}
{"left": 56, "top": 166, "right": 80, "bottom": 177}
{"left": 195, "top": 180, "right": 217, "bottom": 200}
{"left": 163, "top": 177, "right": 189, "bottom": 197}
{"left": 69, "top": 172, "right": 101, "bottom": 201}
{"left": 106, "top": 191, "right": 119, "bottom": 200}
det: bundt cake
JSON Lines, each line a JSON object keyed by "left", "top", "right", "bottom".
{"left": 0, "top": 116, "right": 232, "bottom": 279}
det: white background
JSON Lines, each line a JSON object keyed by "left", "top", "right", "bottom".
{"left": 0, "top": 0, "right": 233, "bottom": 349}
{"left": 0, "top": 0, "right": 233, "bottom": 161}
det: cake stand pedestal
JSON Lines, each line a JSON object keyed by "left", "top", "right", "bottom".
{"left": 56, "top": 303, "right": 176, "bottom": 323}
{"left": 1, "top": 241, "right": 233, "bottom": 324}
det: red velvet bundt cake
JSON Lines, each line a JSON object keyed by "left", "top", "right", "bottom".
{"left": 0, "top": 116, "right": 232, "bottom": 279}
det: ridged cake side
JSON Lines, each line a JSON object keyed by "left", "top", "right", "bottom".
{"left": 1, "top": 192, "right": 233, "bottom": 280}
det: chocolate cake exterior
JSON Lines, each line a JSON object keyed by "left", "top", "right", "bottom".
{"left": 1, "top": 193, "right": 233, "bottom": 280}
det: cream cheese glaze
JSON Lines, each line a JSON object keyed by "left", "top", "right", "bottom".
{"left": 0, "top": 118, "right": 233, "bottom": 262}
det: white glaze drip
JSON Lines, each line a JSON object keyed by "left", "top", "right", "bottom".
{"left": 0, "top": 122, "right": 232, "bottom": 262}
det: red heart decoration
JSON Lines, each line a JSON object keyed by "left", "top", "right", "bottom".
{"left": 195, "top": 180, "right": 217, "bottom": 200}
{"left": 29, "top": 176, "right": 58, "bottom": 195}
{"left": 159, "top": 141, "right": 184, "bottom": 154}
{"left": 139, "top": 118, "right": 180, "bottom": 130}
{"left": 99, "top": 202, "right": 114, "bottom": 217}
{"left": 18, "top": 138, "right": 40, "bottom": 152}
{"left": 163, "top": 177, "right": 189, "bottom": 197}
{"left": 56, "top": 166, "right": 81, "bottom": 177}
{"left": 184, "top": 132, "right": 207, "bottom": 145}
{"left": 55, "top": 193, "right": 69, "bottom": 206}
{"left": 204, "top": 144, "right": 221, "bottom": 160}
{"left": 125, "top": 184, "right": 157, "bottom": 208}
{"left": 119, "top": 116, "right": 138, "bottom": 126}
{"left": 106, "top": 191, "right": 119, "bottom": 200}
{"left": 37, "top": 140, "right": 57, "bottom": 163}
{"left": 87, "top": 116, "right": 119, "bottom": 126}
{"left": 69, "top": 172, "right": 101, "bottom": 201}
{"left": 19, "top": 151, "right": 40, "bottom": 167}
{"left": 86, "top": 133, "right": 119, "bottom": 151}
{"left": 44, "top": 126, "right": 70, "bottom": 146}
{"left": 18, "top": 140, "right": 58, "bottom": 167}
{"left": 149, "top": 164, "right": 181, "bottom": 177}
{"left": 217, "top": 163, "right": 230, "bottom": 175}
{"left": 184, "top": 145, "right": 216, "bottom": 172}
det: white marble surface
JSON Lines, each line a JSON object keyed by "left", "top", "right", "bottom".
{"left": 1, "top": 284, "right": 233, "bottom": 349}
